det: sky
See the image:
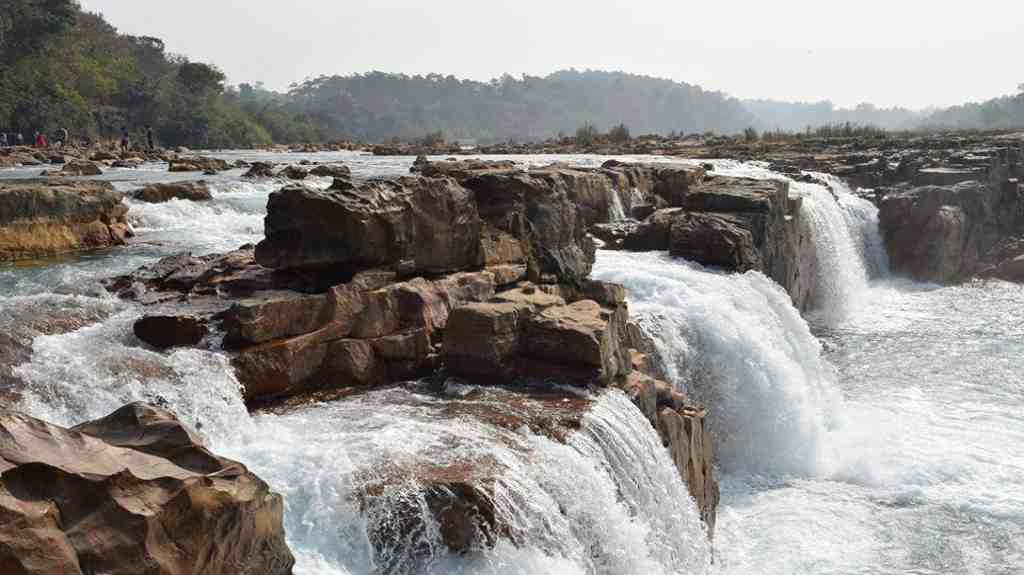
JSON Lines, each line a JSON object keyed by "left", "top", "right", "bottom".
{"left": 83, "top": 0, "right": 1022, "bottom": 110}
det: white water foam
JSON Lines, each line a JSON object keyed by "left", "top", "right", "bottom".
{"left": 593, "top": 250, "right": 840, "bottom": 477}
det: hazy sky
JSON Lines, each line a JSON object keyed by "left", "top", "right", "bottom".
{"left": 84, "top": 0, "right": 1021, "bottom": 110}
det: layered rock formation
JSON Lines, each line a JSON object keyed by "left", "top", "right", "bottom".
{"left": 592, "top": 169, "right": 815, "bottom": 311}
{"left": 0, "top": 403, "right": 294, "bottom": 575}
{"left": 879, "top": 171, "right": 1024, "bottom": 283}
{"left": 103, "top": 161, "right": 721, "bottom": 555}
{"left": 0, "top": 180, "right": 131, "bottom": 261}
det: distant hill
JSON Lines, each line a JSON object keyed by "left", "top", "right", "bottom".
{"left": 921, "top": 88, "right": 1024, "bottom": 130}
{"left": 286, "top": 70, "right": 758, "bottom": 143}
{"left": 743, "top": 99, "right": 925, "bottom": 132}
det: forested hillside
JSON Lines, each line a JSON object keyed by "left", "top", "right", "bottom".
{"left": 922, "top": 86, "right": 1024, "bottom": 130}
{"left": 744, "top": 100, "right": 924, "bottom": 132}
{"left": 0, "top": 0, "right": 315, "bottom": 148}
{"left": 288, "top": 70, "right": 757, "bottom": 143}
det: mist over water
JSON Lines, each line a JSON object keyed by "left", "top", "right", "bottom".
{"left": 3, "top": 154, "right": 1022, "bottom": 574}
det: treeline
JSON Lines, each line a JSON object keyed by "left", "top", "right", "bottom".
{"left": 288, "top": 70, "right": 757, "bottom": 143}
{"left": 0, "top": 0, "right": 315, "bottom": 148}
{"left": 922, "top": 86, "right": 1024, "bottom": 130}
{"left": 743, "top": 99, "right": 925, "bottom": 132}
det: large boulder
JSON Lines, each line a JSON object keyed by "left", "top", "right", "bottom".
{"left": 0, "top": 403, "right": 295, "bottom": 574}
{"left": 132, "top": 181, "right": 213, "bottom": 203}
{"left": 669, "top": 212, "right": 761, "bottom": 272}
{"left": 464, "top": 171, "right": 595, "bottom": 285}
{"left": 444, "top": 287, "right": 631, "bottom": 387}
{"left": 879, "top": 182, "right": 998, "bottom": 283}
{"left": 168, "top": 156, "right": 229, "bottom": 173}
{"left": 0, "top": 180, "right": 131, "bottom": 261}
{"left": 133, "top": 315, "right": 209, "bottom": 349}
{"left": 256, "top": 178, "right": 482, "bottom": 275}
{"left": 308, "top": 163, "right": 352, "bottom": 179}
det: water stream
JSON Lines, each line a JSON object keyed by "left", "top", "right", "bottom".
{"left": 3, "top": 154, "right": 1022, "bottom": 574}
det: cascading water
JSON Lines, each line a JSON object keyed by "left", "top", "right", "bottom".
{"left": 608, "top": 186, "right": 628, "bottom": 221}
{"left": 592, "top": 251, "right": 840, "bottom": 477}
{"left": 5, "top": 153, "right": 1023, "bottom": 575}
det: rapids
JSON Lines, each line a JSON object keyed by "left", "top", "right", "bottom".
{"left": 3, "top": 153, "right": 1022, "bottom": 574}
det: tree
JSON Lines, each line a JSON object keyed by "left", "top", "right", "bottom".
{"left": 177, "top": 62, "right": 226, "bottom": 95}
{"left": 609, "top": 123, "right": 631, "bottom": 143}
{"left": 0, "top": 0, "right": 77, "bottom": 62}
{"left": 576, "top": 122, "right": 598, "bottom": 146}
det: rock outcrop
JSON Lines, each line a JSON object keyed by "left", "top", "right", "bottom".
{"left": 132, "top": 181, "right": 213, "bottom": 203}
{"left": 105, "top": 161, "right": 721, "bottom": 548}
{"left": 0, "top": 180, "right": 131, "bottom": 261}
{"left": 168, "top": 156, "right": 229, "bottom": 173}
{"left": 255, "top": 178, "right": 483, "bottom": 276}
{"left": 0, "top": 403, "right": 295, "bottom": 574}
{"left": 879, "top": 178, "right": 1024, "bottom": 283}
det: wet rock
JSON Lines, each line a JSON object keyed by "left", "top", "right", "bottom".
{"left": 133, "top": 315, "right": 208, "bottom": 349}
{"left": 57, "top": 160, "right": 104, "bottom": 176}
{"left": 669, "top": 212, "right": 761, "bottom": 272}
{"left": 656, "top": 406, "right": 719, "bottom": 533}
{"left": 280, "top": 165, "right": 309, "bottom": 180}
{"left": 0, "top": 403, "right": 295, "bottom": 575}
{"left": 465, "top": 171, "right": 595, "bottom": 285}
{"left": 0, "top": 180, "right": 130, "bottom": 261}
{"left": 132, "top": 181, "right": 213, "bottom": 203}
{"left": 651, "top": 165, "right": 706, "bottom": 207}
{"left": 443, "top": 301, "right": 532, "bottom": 380}
{"left": 879, "top": 182, "right": 998, "bottom": 283}
{"left": 308, "top": 163, "right": 352, "bottom": 178}
{"left": 256, "top": 178, "right": 482, "bottom": 275}
{"left": 522, "top": 300, "right": 630, "bottom": 386}
{"left": 168, "top": 156, "right": 229, "bottom": 173}
{"left": 243, "top": 162, "right": 277, "bottom": 178}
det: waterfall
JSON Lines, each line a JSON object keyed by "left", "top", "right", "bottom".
{"left": 593, "top": 251, "right": 841, "bottom": 478}
{"left": 608, "top": 186, "right": 628, "bottom": 221}
{"left": 11, "top": 305, "right": 710, "bottom": 574}
{"left": 790, "top": 173, "right": 888, "bottom": 322}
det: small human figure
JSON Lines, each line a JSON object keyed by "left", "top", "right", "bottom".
{"left": 58, "top": 127, "right": 69, "bottom": 148}
{"left": 146, "top": 126, "right": 155, "bottom": 151}
{"left": 16, "top": 132, "right": 23, "bottom": 146}
{"left": 0, "top": 133, "right": 7, "bottom": 148}
{"left": 120, "top": 127, "right": 130, "bottom": 153}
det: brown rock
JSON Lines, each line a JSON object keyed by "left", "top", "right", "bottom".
{"left": 308, "top": 163, "right": 352, "bottom": 178}
{"left": 0, "top": 403, "right": 295, "bottom": 575}
{"left": 133, "top": 181, "right": 213, "bottom": 203}
{"left": 256, "top": 178, "right": 482, "bottom": 275}
{"left": 522, "top": 300, "right": 630, "bottom": 386}
{"left": 133, "top": 315, "right": 208, "bottom": 349}
{"left": 0, "top": 180, "right": 129, "bottom": 261}
{"left": 670, "top": 212, "right": 762, "bottom": 272}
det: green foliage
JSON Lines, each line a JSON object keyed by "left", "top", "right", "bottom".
{"left": 0, "top": 5, "right": 316, "bottom": 148}
{"left": 288, "top": 70, "right": 758, "bottom": 144}
{"left": 743, "top": 126, "right": 759, "bottom": 142}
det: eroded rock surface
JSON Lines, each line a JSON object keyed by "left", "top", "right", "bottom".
{"left": 0, "top": 180, "right": 131, "bottom": 261}
{"left": 0, "top": 403, "right": 295, "bottom": 575}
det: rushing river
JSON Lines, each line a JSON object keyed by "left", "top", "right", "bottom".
{"left": 2, "top": 152, "right": 1022, "bottom": 574}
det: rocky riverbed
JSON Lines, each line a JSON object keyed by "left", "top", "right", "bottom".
{"left": 1, "top": 137, "right": 1023, "bottom": 574}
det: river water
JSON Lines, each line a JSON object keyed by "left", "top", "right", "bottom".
{"left": 2, "top": 153, "right": 1022, "bottom": 574}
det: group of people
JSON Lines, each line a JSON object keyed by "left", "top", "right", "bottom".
{"left": 0, "top": 126, "right": 157, "bottom": 151}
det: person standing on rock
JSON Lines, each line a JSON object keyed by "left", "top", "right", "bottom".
{"left": 146, "top": 126, "right": 155, "bottom": 151}
{"left": 58, "top": 127, "right": 69, "bottom": 149}
{"left": 120, "top": 127, "right": 130, "bottom": 153}
{"left": 16, "top": 132, "right": 23, "bottom": 146}
{"left": 0, "top": 133, "right": 7, "bottom": 148}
